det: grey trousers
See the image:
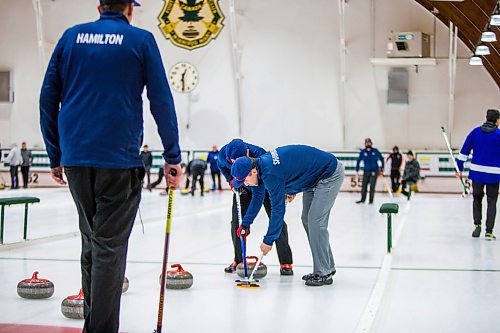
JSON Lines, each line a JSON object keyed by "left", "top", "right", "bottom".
{"left": 302, "top": 162, "right": 345, "bottom": 276}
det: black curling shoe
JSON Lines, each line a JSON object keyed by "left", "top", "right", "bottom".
{"left": 472, "top": 225, "right": 481, "bottom": 238}
{"left": 224, "top": 262, "right": 237, "bottom": 273}
{"left": 302, "top": 270, "right": 336, "bottom": 281}
{"left": 280, "top": 264, "right": 294, "bottom": 276}
{"left": 305, "top": 271, "right": 335, "bottom": 287}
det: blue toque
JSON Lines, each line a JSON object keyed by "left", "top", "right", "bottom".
{"left": 227, "top": 139, "right": 248, "bottom": 161}
{"left": 100, "top": 0, "right": 141, "bottom": 7}
{"left": 231, "top": 157, "right": 254, "bottom": 188}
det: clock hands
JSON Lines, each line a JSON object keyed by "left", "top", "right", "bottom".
{"left": 181, "top": 69, "right": 187, "bottom": 92}
{"left": 170, "top": 63, "right": 197, "bottom": 93}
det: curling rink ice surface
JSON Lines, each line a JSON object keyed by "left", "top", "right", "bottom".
{"left": 0, "top": 187, "right": 499, "bottom": 333}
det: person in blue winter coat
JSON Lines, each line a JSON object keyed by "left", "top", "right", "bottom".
{"left": 218, "top": 139, "right": 294, "bottom": 275}
{"left": 355, "top": 138, "right": 384, "bottom": 204}
{"left": 39, "top": 1, "right": 182, "bottom": 331}
{"left": 456, "top": 109, "right": 500, "bottom": 240}
{"left": 207, "top": 145, "right": 222, "bottom": 191}
{"left": 231, "top": 145, "right": 345, "bottom": 287}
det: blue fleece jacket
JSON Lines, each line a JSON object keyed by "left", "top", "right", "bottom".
{"left": 242, "top": 145, "right": 338, "bottom": 245}
{"left": 355, "top": 148, "right": 384, "bottom": 173}
{"left": 40, "top": 12, "right": 181, "bottom": 169}
{"left": 218, "top": 142, "right": 268, "bottom": 226}
{"left": 207, "top": 151, "right": 219, "bottom": 172}
{"left": 456, "top": 125, "right": 500, "bottom": 184}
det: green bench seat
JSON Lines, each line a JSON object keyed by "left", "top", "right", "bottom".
{"left": 0, "top": 196, "right": 40, "bottom": 244}
{"left": 379, "top": 203, "right": 399, "bottom": 215}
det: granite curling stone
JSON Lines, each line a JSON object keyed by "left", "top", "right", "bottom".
{"left": 17, "top": 271, "right": 54, "bottom": 299}
{"left": 61, "top": 288, "right": 84, "bottom": 319}
{"left": 160, "top": 264, "right": 193, "bottom": 290}
{"left": 236, "top": 256, "right": 267, "bottom": 279}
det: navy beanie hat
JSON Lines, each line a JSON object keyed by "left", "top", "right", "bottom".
{"left": 231, "top": 157, "right": 254, "bottom": 188}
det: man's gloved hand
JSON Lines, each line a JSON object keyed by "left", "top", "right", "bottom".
{"left": 237, "top": 225, "right": 250, "bottom": 239}
{"left": 229, "top": 179, "right": 234, "bottom": 190}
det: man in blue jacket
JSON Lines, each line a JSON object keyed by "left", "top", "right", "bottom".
{"left": 207, "top": 145, "right": 222, "bottom": 191}
{"left": 39, "top": 1, "right": 182, "bottom": 331}
{"left": 231, "top": 145, "right": 344, "bottom": 286}
{"left": 355, "top": 138, "right": 384, "bottom": 204}
{"left": 456, "top": 109, "right": 499, "bottom": 240}
{"left": 218, "top": 139, "right": 294, "bottom": 275}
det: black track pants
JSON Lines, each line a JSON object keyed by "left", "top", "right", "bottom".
{"left": 390, "top": 169, "right": 400, "bottom": 192}
{"left": 360, "top": 171, "right": 378, "bottom": 203}
{"left": 231, "top": 188, "right": 293, "bottom": 265}
{"left": 472, "top": 181, "right": 499, "bottom": 233}
{"left": 65, "top": 166, "right": 143, "bottom": 333}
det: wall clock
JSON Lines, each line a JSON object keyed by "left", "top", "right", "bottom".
{"left": 168, "top": 62, "right": 199, "bottom": 93}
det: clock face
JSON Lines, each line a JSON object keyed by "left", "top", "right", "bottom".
{"left": 169, "top": 62, "right": 199, "bottom": 93}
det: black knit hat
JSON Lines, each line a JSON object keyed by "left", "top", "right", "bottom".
{"left": 486, "top": 109, "right": 499, "bottom": 122}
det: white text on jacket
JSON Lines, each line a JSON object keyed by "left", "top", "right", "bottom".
{"left": 76, "top": 33, "right": 124, "bottom": 45}
{"left": 271, "top": 149, "right": 280, "bottom": 165}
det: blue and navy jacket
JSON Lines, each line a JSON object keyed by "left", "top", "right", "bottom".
{"left": 40, "top": 11, "right": 181, "bottom": 169}
{"left": 218, "top": 142, "right": 268, "bottom": 227}
{"left": 242, "top": 145, "right": 339, "bottom": 245}
{"left": 356, "top": 148, "right": 384, "bottom": 173}
{"left": 207, "top": 151, "right": 220, "bottom": 172}
{"left": 456, "top": 124, "right": 500, "bottom": 184}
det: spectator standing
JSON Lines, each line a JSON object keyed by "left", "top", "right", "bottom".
{"left": 140, "top": 144, "right": 153, "bottom": 191}
{"left": 355, "top": 138, "right": 384, "bottom": 204}
{"left": 3, "top": 144, "right": 23, "bottom": 189}
{"left": 20, "top": 142, "right": 33, "bottom": 188}
{"left": 207, "top": 145, "right": 222, "bottom": 191}
{"left": 386, "top": 146, "right": 402, "bottom": 192}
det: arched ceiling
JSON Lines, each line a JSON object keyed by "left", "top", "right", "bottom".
{"left": 415, "top": 0, "right": 500, "bottom": 88}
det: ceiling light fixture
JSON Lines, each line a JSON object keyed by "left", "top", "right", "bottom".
{"left": 491, "top": 3, "right": 500, "bottom": 26}
{"left": 469, "top": 56, "right": 483, "bottom": 66}
{"left": 481, "top": 27, "right": 497, "bottom": 42}
{"left": 475, "top": 44, "right": 491, "bottom": 55}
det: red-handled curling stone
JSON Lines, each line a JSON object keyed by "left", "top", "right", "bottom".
{"left": 237, "top": 256, "right": 267, "bottom": 279}
{"left": 61, "top": 288, "right": 84, "bottom": 319}
{"left": 17, "top": 271, "right": 54, "bottom": 299}
{"left": 159, "top": 264, "right": 193, "bottom": 290}
{"left": 122, "top": 276, "right": 129, "bottom": 294}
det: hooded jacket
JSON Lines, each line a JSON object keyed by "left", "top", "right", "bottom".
{"left": 456, "top": 122, "right": 500, "bottom": 184}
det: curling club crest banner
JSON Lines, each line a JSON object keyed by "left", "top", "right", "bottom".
{"left": 158, "top": 0, "right": 225, "bottom": 50}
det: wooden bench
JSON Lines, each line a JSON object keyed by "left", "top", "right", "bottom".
{"left": 0, "top": 197, "right": 40, "bottom": 244}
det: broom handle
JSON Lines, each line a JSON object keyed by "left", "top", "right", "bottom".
{"left": 155, "top": 169, "right": 177, "bottom": 333}
{"left": 441, "top": 126, "right": 468, "bottom": 193}
{"left": 248, "top": 253, "right": 264, "bottom": 281}
{"left": 234, "top": 189, "right": 248, "bottom": 278}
